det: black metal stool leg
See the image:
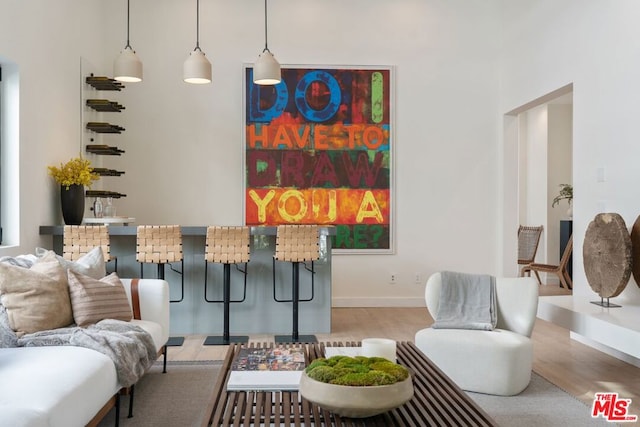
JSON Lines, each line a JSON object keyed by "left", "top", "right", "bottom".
{"left": 292, "top": 261, "right": 299, "bottom": 341}
{"left": 275, "top": 261, "right": 317, "bottom": 344}
{"left": 160, "top": 262, "right": 185, "bottom": 347}
{"left": 204, "top": 263, "right": 249, "bottom": 345}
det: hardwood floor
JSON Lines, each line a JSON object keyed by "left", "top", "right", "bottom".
{"left": 167, "top": 284, "right": 640, "bottom": 418}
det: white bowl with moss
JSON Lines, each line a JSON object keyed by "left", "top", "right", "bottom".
{"left": 299, "top": 355, "right": 414, "bottom": 418}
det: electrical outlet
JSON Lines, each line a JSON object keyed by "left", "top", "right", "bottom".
{"left": 414, "top": 273, "right": 422, "bottom": 284}
{"left": 389, "top": 273, "right": 397, "bottom": 284}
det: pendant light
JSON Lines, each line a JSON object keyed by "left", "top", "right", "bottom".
{"left": 114, "top": 0, "right": 143, "bottom": 82}
{"left": 184, "top": 0, "right": 212, "bottom": 84}
{"left": 253, "top": 0, "right": 281, "bottom": 85}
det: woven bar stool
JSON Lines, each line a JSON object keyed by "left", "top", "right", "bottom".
{"left": 203, "top": 226, "right": 251, "bottom": 346}
{"left": 273, "top": 224, "right": 320, "bottom": 343}
{"left": 136, "top": 225, "right": 184, "bottom": 346}
{"left": 63, "top": 225, "right": 117, "bottom": 273}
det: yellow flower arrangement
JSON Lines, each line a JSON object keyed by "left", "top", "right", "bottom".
{"left": 48, "top": 157, "right": 100, "bottom": 189}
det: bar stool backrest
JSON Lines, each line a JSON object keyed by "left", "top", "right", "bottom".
{"left": 63, "top": 225, "right": 113, "bottom": 262}
{"left": 136, "top": 225, "right": 183, "bottom": 264}
{"left": 205, "top": 226, "right": 250, "bottom": 264}
{"left": 274, "top": 225, "right": 320, "bottom": 262}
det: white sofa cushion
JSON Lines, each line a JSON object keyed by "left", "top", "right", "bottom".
{"left": 0, "top": 346, "right": 118, "bottom": 427}
{"left": 131, "top": 319, "right": 165, "bottom": 353}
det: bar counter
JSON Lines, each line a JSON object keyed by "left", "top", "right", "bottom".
{"left": 39, "top": 226, "right": 334, "bottom": 337}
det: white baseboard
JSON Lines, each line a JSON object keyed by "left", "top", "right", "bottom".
{"left": 332, "top": 297, "right": 425, "bottom": 307}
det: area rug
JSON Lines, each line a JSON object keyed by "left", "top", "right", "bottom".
{"left": 467, "top": 373, "right": 619, "bottom": 427}
{"left": 98, "top": 360, "right": 222, "bottom": 427}
{"left": 99, "top": 364, "right": 620, "bottom": 427}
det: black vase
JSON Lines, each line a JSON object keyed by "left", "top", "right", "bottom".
{"left": 60, "top": 184, "right": 85, "bottom": 225}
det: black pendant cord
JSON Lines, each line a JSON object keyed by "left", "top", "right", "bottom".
{"left": 125, "top": 0, "right": 132, "bottom": 49}
{"left": 263, "top": 0, "right": 270, "bottom": 53}
{"left": 194, "top": 0, "right": 202, "bottom": 51}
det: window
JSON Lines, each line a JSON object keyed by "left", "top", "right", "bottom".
{"left": 0, "top": 65, "right": 3, "bottom": 245}
{"left": 0, "top": 61, "right": 19, "bottom": 248}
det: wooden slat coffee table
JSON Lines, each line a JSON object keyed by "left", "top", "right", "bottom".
{"left": 201, "top": 341, "right": 497, "bottom": 426}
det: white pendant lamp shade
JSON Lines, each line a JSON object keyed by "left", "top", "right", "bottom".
{"left": 184, "top": 0, "right": 211, "bottom": 84}
{"left": 114, "top": 0, "right": 142, "bottom": 83}
{"left": 114, "top": 46, "right": 143, "bottom": 83}
{"left": 184, "top": 49, "right": 212, "bottom": 84}
{"left": 253, "top": 0, "right": 281, "bottom": 86}
{"left": 254, "top": 50, "right": 281, "bottom": 85}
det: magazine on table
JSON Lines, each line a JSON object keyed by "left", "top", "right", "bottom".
{"left": 226, "top": 346, "right": 307, "bottom": 391}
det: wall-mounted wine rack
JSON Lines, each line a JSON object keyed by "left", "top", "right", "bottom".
{"left": 86, "top": 190, "right": 127, "bottom": 199}
{"left": 86, "top": 99, "right": 125, "bottom": 112}
{"left": 91, "top": 168, "right": 125, "bottom": 177}
{"left": 86, "top": 76, "right": 124, "bottom": 91}
{"left": 84, "top": 73, "right": 127, "bottom": 198}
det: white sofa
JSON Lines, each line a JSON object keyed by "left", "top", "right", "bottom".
{"left": 414, "top": 273, "right": 538, "bottom": 396}
{"left": 0, "top": 278, "right": 170, "bottom": 427}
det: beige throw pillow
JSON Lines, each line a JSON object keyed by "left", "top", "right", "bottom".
{"left": 0, "top": 252, "right": 74, "bottom": 336}
{"left": 67, "top": 271, "right": 132, "bottom": 327}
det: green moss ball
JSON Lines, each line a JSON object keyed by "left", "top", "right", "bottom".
{"left": 305, "top": 355, "right": 410, "bottom": 386}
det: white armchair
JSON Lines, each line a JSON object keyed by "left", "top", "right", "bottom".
{"left": 414, "top": 272, "right": 538, "bottom": 396}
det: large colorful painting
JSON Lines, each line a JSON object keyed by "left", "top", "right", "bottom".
{"left": 243, "top": 65, "right": 393, "bottom": 252}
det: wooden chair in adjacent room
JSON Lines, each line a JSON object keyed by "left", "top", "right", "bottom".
{"left": 522, "top": 234, "right": 573, "bottom": 290}
{"left": 517, "top": 225, "right": 543, "bottom": 283}
{"left": 63, "top": 225, "right": 117, "bottom": 273}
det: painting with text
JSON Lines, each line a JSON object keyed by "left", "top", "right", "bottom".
{"left": 244, "top": 66, "right": 393, "bottom": 251}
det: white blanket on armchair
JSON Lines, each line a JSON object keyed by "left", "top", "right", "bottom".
{"left": 432, "top": 271, "right": 497, "bottom": 331}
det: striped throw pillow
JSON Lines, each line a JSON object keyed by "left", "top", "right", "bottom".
{"left": 67, "top": 270, "right": 133, "bottom": 327}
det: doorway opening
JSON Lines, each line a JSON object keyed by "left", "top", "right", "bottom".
{"left": 502, "top": 83, "right": 573, "bottom": 283}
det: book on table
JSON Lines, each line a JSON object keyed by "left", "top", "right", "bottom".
{"left": 226, "top": 346, "right": 306, "bottom": 391}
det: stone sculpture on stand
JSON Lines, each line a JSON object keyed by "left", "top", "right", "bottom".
{"left": 583, "top": 212, "right": 632, "bottom": 307}
{"left": 628, "top": 215, "right": 640, "bottom": 289}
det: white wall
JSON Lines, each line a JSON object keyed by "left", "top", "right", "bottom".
{"left": 500, "top": 0, "right": 640, "bottom": 304}
{"left": 0, "top": 0, "right": 502, "bottom": 307}
{"left": 547, "top": 104, "right": 572, "bottom": 266}
{"left": 0, "top": 0, "right": 105, "bottom": 255}
{"left": 520, "top": 104, "right": 548, "bottom": 265}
